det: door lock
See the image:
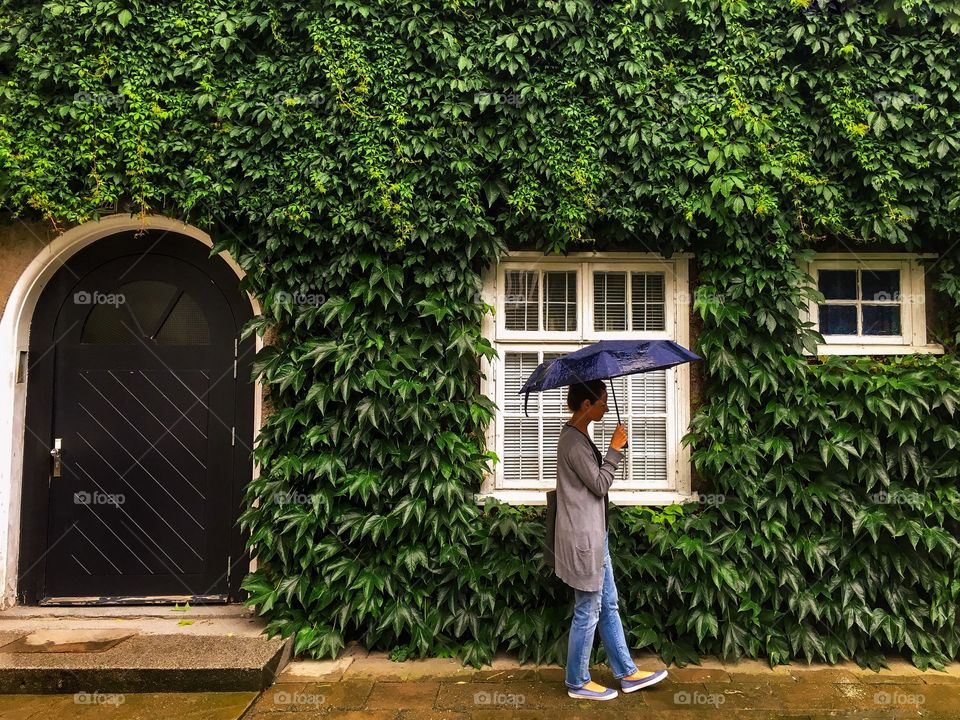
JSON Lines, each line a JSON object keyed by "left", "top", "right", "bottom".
{"left": 50, "top": 438, "right": 62, "bottom": 478}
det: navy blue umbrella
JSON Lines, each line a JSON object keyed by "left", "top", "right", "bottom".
{"left": 518, "top": 340, "right": 700, "bottom": 421}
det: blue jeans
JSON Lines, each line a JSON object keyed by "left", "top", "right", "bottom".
{"left": 565, "top": 532, "right": 638, "bottom": 689}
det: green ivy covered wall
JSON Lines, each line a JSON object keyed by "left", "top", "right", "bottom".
{"left": 2, "top": 0, "right": 960, "bottom": 668}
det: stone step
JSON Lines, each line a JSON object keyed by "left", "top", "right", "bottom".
{"left": 0, "top": 606, "right": 291, "bottom": 693}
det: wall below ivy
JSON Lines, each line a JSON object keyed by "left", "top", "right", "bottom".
{"left": 1, "top": 0, "right": 959, "bottom": 669}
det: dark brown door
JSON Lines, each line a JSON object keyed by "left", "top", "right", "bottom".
{"left": 19, "top": 231, "right": 254, "bottom": 603}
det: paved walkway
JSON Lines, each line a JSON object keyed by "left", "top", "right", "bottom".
{"left": 1, "top": 648, "right": 958, "bottom": 718}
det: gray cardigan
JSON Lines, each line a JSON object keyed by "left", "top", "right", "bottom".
{"left": 553, "top": 422, "right": 624, "bottom": 592}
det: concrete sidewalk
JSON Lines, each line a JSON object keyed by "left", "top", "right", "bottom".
{"left": 248, "top": 648, "right": 959, "bottom": 718}
{"left": 1, "top": 646, "right": 958, "bottom": 718}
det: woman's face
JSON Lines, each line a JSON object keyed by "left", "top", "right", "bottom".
{"left": 585, "top": 390, "right": 609, "bottom": 422}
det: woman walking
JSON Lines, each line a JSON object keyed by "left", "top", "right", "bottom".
{"left": 554, "top": 379, "right": 668, "bottom": 701}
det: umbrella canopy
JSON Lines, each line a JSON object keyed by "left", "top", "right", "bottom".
{"left": 518, "top": 340, "right": 700, "bottom": 419}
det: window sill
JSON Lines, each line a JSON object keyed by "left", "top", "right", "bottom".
{"left": 803, "top": 343, "right": 944, "bottom": 356}
{"left": 474, "top": 490, "right": 698, "bottom": 506}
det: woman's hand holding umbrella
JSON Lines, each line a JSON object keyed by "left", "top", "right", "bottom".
{"left": 609, "top": 423, "right": 627, "bottom": 452}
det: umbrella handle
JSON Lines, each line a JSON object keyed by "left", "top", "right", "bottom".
{"left": 610, "top": 381, "right": 628, "bottom": 451}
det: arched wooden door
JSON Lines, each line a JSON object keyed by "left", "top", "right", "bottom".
{"left": 18, "top": 231, "right": 255, "bottom": 603}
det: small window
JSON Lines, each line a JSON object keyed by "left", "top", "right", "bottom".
{"left": 803, "top": 255, "right": 942, "bottom": 356}
{"left": 632, "top": 272, "right": 666, "bottom": 331}
{"left": 593, "top": 272, "right": 627, "bottom": 331}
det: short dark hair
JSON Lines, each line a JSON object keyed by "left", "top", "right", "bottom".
{"left": 567, "top": 380, "right": 606, "bottom": 412}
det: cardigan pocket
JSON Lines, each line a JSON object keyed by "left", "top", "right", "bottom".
{"left": 573, "top": 544, "right": 594, "bottom": 576}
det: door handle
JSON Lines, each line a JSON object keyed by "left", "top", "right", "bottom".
{"left": 50, "top": 438, "right": 62, "bottom": 478}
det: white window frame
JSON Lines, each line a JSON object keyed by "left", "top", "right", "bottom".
{"left": 800, "top": 253, "right": 943, "bottom": 356}
{"left": 478, "top": 251, "right": 694, "bottom": 506}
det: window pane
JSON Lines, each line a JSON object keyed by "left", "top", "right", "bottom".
{"left": 122, "top": 280, "right": 181, "bottom": 335}
{"left": 628, "top": 370, "right": 669, "bottom": 488}
{"left": 80, "top": 303, "right": 138, "bottom": 344}
{"left": 504, "top": 270, "right": 539, "bottom": 330}
{"left": 591, "top": 370, "right": 670, "bottom": 489}
{"left": 818, "top": 304, "right": 857, "bottom": 335}
{"left": 540, "top": 351, "right": 568, "bottom": 415}
{"left": 503, "top": 417, "right": 540, "bottom": 486}
{"left": 629, "top": 418, "right": 668, "bottom": 486}
{"left": 630, "top": 370, "right": 667, "bottom": 413}
{"left": 155, "top": 293, "right": 210, "bottom": 345}
{"left": 503, "top": 350, "right": 542, "bottom": 487}
{"left": 631, "top": 272, "right": 666, "bottom": 331}
{"left": 502, "top": 351, "right": 540, "bottom": 413}
{"left": 541, "top": 418, "right": 565, "bottom": 485}
{"left": 860, "top": 270, "right": 900, "bottom": 302}
{"left": 543, "top": 271, "right": 577, "bottom": 332}
{"left": 594, "top": 272, "right": 627, "bottom": 331}
{"left": 80, "top": 280, "right": 209, "bottom": 345}
{"left": 818, "top": 270, "right": 857, "bottom": 300}
{"left": 502, "top": 350, "right": 567, "bottom": 489}
{"left": 861, "top": 305, "right": 901, "bottom": 335}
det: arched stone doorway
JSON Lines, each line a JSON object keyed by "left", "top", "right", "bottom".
{"left": 0, "top": 217, "right": 260, "bottom": 605}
